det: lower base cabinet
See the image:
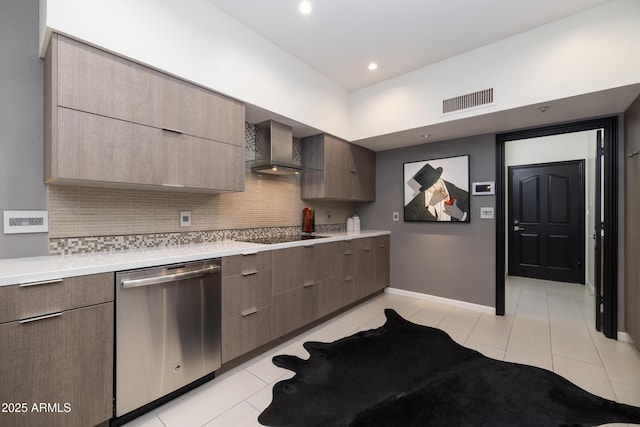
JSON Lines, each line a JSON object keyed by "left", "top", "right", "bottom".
{"left": 221, "top": 252, "right": 273, "bottom": 363}
{"left": 0, "top": 303, "right": 113, "bottom": 427}
{"left": 221, "top": 306, "right": 272, "bottom": 363}
{"left": 220, "top": 235, "right": 390, "bottom": 364}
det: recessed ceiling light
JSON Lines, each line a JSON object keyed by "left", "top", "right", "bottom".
{"left": 421, "top": 134, "right": 432, "bottom": 138}
{"left": 299, "top": 1, "right": 312, "bottom": 14}
{"left": 368, "top": 62, "right": 378, "bottom": 71}
{"left": 538, "top": 106, "right": 550, "bottom": 113}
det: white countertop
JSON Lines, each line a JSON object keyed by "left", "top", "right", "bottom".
{"left": 0, "top": 230, "right": 390, "bottom": 286}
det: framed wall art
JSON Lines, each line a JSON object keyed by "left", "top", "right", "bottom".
{"left": 403, "top": 155, "right": 470, "bottom": 222}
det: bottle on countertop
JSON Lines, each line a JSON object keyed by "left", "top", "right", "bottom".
{"left": 353, "top": 215, "right": 361, "bottom": 232}
{"left": 302, "top": 207, "right": 315, "bottom": 233}
{"left": 347, "top": 216, "right": 354, "bottom": 233}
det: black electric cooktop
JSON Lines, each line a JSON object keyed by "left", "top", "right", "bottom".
{"left": 238, "top": 235, "right": 329, "bottom": 245}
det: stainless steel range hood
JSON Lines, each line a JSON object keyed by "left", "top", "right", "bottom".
{"left": 249, "top": 120, "right": 301, "bottom": 175}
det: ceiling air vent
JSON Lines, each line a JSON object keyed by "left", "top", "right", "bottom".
{"left": 443, "top": 88, "right": 494, "bottom": 114}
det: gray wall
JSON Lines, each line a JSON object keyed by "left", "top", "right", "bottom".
{"left": 0, "top": 0, "right": 48, "bottom": 259}
{"left": 624, "top": 95, "right": 640, "bottom": 344}
{"left": 359, "top": 134, "right": 496, "bottom": 308}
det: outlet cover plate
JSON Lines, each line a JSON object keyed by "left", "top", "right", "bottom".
{"left": 180, "top": 210, "right": 191, "bottom": 227}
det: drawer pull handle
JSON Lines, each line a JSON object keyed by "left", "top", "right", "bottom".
{"left": 19, "top": 278, "right": 63, "bottom": 288}
{"left": 241, "top": 250, "right": 258, "bottom": 256}
{"left": 242, "top": 269, "right": 258, "bottom": 276}
{"left": 162, "top": 127, "right": 184, "bottom": 135}
{"left": 350, "top": 169, "right": 357, "bottom": 174}
{"left": 364, "top": 247, "right": 371, "bottom": 251}
{"left": 241, "top": 307, "right": 258, "bottom": 317}
{"left": 344, "top": 250, "right": 353, "bottom": 255}
{"left": 378, "top": 245, "right": 385, "bottom": 248}
{"left": 344, "top": 276, "right": 353, "bottom": 282}
{"left": 19, "top": 312, "right": 62, "bottom": 324}
{"left": 303, "top": 281, "right": 315, "bottom": 288}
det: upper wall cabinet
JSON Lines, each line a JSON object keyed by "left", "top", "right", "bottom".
{"left": 300, "top": 134, "right": 375, "bottom": 201}
{"left": 44, "top": 34, "right": 245, "bottom": 192}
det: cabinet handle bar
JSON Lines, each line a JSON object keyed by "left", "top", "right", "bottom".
{"left": 241, "top": 307, "right": 258, "bottom": 317}
{"left": 19, "top": 312, "right": 63, "bottom": 324}
{"left": 162, "top": 127, "right": 184, "bottom": 135}
{"left": 19, "top": 278, "right": 64, "bottom": 288}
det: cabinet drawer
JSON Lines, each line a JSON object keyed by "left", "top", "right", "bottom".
{"left": 222, "top": 270, "right": 272, "bottom": 319}
{"left": 0, "top": 302, "right": 113, "bottom": 427}
{"left": 272, "top": 286, "right": 315, "bottom": 339}
{"left": 52, "top": 108, "right": 244, "bottom": 192}
{"left": 221, "top": 306, "right": 272, "bottom": 363}
{"left": 222, "top": 251, "right": 272, "bottom": 277}
{"left": 55, "top": 35, "right": 244, "bottom": 146}
{"left": 0, "top": 273, "right": 114, "bottom": 324}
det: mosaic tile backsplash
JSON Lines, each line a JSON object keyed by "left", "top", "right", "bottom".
{"left": 48, "top": 122, "right": 356, "bottom": 255}
{"left": 49, "top": 224, "right": 347, "bottom": 255}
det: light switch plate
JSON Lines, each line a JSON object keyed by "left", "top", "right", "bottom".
{"left": 480, "top": 207, "right": 495, "bottom": 219}
{"left": 392, "top": 212, "right": 400, "bottom": 222}
{"left": 180, "top": 210, "right": 191, "bottom": 227}
{"left": 4, "top": 210, "right": 48, "bottom": 234}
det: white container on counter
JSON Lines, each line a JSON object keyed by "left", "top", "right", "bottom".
{"left": 353, "top": 215, "right": 361, "bottom": 232}
{"left": 347, "top": 217, "right": 354, "bottom": 232}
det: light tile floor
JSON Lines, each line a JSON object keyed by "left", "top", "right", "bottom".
{"left": 124, "top": 277, "right": 640, "bottom": 427}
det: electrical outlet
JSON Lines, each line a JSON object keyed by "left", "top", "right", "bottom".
{"left": 180, "top": 210, "right": 191, "bottom": 227}
{"left": 326, "top": 211, "right": 332, "bottom": 221}
{"left": 392, "top": 212, "right": 400, "bottom": 222}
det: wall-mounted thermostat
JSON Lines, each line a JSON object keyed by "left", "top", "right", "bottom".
{"left": 3, "top": 210, "right": 49, "bottom": 234}
{"left": 472, "top": 181, "right": 495, "bottom": 195}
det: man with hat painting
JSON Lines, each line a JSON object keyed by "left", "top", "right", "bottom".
{"left": 404, "top": 162, "right": 469, "bottom": 222}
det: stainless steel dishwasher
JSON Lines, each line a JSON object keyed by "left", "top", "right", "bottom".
{"left": 114, "top": 259, "right": 221, "bottom": 420}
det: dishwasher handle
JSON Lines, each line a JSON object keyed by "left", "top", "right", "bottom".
{"left": 121, "top": 265, "right": 220, "bottom": 289}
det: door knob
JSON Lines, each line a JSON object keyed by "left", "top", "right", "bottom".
{"left": 513, "top": 225, "right": 525, "bottom": 231}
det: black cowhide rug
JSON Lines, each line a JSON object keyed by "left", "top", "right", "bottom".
{"left": 258, "top": 308, "right": 640, "bottom": 427}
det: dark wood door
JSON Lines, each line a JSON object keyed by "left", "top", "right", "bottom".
{"left": 508, "top": 161, "right": 585, "bottom": 283}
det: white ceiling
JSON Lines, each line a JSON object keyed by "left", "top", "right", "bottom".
{"left": 208, "top": 0, "right": 612, "bottom": 91}
{"left": 207, "top": 0, "right": 640, "bottom": 150}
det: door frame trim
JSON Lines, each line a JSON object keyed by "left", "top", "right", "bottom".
{"left": 495, "top": 116, "right": 619, "bottom": 338}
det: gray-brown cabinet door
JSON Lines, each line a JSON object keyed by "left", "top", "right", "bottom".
{"left": 54, "top": 108, "right": 244, "bottom": 191}
{"left": 300, "top": 134, "right": 375, "bottom": 201}
{"left": 373, "top": 235, "right": 390, "bottom": 291}
{"left": 508, "top": 161, "right": 584, "bottom": 283}
{"left": 221, "top": 253, "right": 273, "bottom": 363}
{"left": 0, "top": 303, "right": 113, "bottom": 427}
{"left": 56, "top": 34, "right": 244, "bottom": 146}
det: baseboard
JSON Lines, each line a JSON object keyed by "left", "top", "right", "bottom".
{"left": 385, "top": 287, "right": 495, "bottom": 315}
{"left": 586, "top": 280, "right": 595, "bottom": 295}
{"left": 384, "top": 288, "right": 634, "bottom": 343}
{"left": 617, "top": 331, "right": 635, "bottom": 344}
